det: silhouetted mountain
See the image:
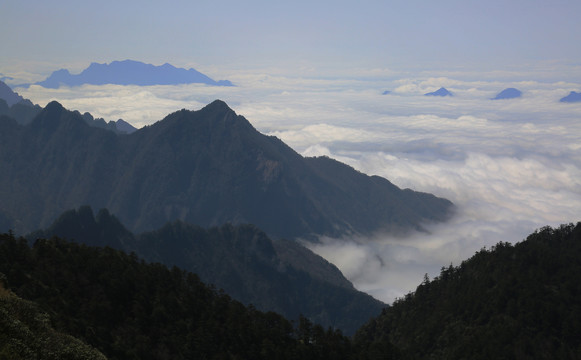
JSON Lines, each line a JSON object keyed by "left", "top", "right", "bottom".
{"left": 0, "top": 80, "right": 43, "bottom": 125}
{"left": 77, "top": 110, "right": 137, "bottom": 134}
{"left": 0, "top": 80, "right": 24, "bottom": 106}
{"left": 355, "top": 222, "right": 581, "bottom": 359}
{"left": 424, "top": 87, "right": 452, "bottom": 97}
{"left": 0, "top": 99, "right": 453, "bottom": 238}
{"left": 115, "top": 118, "right": 138, "bottom": 134}
{"left": 29, "top": 206, "right": 385, "bottom": 335}
{"left": 0, "top": 98, "right": 42, "bottom": 126}
{"left": 31, "top": 60, "right": 234, "bottom": 88}
{"left": 560, "top": 91, "right": 581, "bottom": 103}
{"left": 492, "top": 87, "right": 522, "bottom": 100}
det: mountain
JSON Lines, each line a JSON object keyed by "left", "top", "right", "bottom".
{"left": 29, "top": 206, "right": 385, "bottom": 335}
{"left": 0, "top": 80, "right": 24, "bottom": 106}
{"left": 492, "top": 87, "right": 522, "bottom": 100}
{"left": 354, "top": 222, "right": 581, "bottom": 359}
{"left": 424, "top": 87, "right": 452, "bottom": 97}
{"left": 559, "top": 91, "right": 581, "bottom": 103}
{"left": 0, "top": 232, "right": 355, "bottom": 360}
{"left": 114, "top": 118, "right": 138, "bottom": 134}
{"left": 0, "top": 81, "right": 136, "bottom": 133}
{"left": 77, "top": 110, "right": 137, "bottom": 134}
{"left": 0, "top": 99, "right": 454, "bottom": 238}
{"left": 0, "top": 80, "right": 43, "bottom": 125}
{"left": 31, "top": 60, "right": 234, "bottom": 88}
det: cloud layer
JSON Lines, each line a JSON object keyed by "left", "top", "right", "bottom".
{"left": 14, "top": 69, "right": 581, "bottom": 303}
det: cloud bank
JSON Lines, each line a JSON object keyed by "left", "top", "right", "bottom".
{"left": 13, "top": 69, "right": 581, "bottom": 303}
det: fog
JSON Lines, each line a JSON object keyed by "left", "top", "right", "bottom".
{"left": 15, "top": 70, "right": 581, "bottom": 303}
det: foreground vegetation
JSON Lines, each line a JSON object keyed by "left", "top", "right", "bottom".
{"left": 0, "top": 233, "right": 352, "bottom": 360}
{"left": 354, "top": 223, "right": 581, "bottom": 359}
{"left": 2, "top": 221, "right": 580, "bottom": 359}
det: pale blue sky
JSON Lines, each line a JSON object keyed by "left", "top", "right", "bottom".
{"left": 2, "top": 0, "right": 581, "bottom": 77}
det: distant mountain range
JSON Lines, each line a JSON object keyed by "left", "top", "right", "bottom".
{"left": 27, "top": 60, "right": 234, "bottom": 88}
{"left": 424, "top": 87, "right": 452, "bottom": 97}
{"left": 492, "top": 87, "right": 522, "bottom": 100}
{"left": 0, "top": 99, "right": 453, "bottom": 238}
{"left": 28, "top": 206, "right": 385, "bottom": 335}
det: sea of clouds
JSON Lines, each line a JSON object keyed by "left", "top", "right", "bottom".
{"left": 14, "top": 70, "right": 581, "bottom": 303}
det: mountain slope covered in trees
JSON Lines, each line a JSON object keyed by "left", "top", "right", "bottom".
{"left": 0, "top": 233, "right": 354, "bottom": 360}
{"left": 354, "top": 222, "right": 581, "bottom": 359}
{"left": 0, "top": 100, "right": 453, "bottom": 239}
{"left": 29, "top": 206, "right": 384, "bottom": 335}
{"left": 4, "top": 223, "right": 581, "bottom": 359}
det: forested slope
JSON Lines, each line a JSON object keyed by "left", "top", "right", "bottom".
{"left": 355, "top": 223, "right": 581, "bottom": 359}
{"left": 0, "top": 233, "right": 354, "bottom": 360}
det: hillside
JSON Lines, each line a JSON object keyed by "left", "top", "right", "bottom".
{"left": 0, "top": 99, "right": 453, "bottom": 238}
{"left": 0, "top": 232, "right": 354, "bottom": 360}
{"left": 354, "top": 223, "right": 581, "bottom": 359}
{"left": 29, "top": 206, "right": 385, "bottom": 335}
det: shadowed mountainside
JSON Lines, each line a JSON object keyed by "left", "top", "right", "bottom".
{"left": 28, "top": 206, "right": 385, "bottom": 335}
{"left": 0, "top": 99, "right": 454, "bottom": 239}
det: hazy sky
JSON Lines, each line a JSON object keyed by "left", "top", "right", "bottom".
{"left": 2, "top": 1, "right": 581, "bottom": 304}
{"left": 2, "top": 0, "right": 581, "bottom": 79}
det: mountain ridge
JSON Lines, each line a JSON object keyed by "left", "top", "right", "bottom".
{"left": 0, "top": 99, "right": 454, "bottom": 239}
{"left": 27, "top": 206, "right": 385, "bottom": 334}
{"left": 29, "top": 59, "right": 234, "bottom": 88}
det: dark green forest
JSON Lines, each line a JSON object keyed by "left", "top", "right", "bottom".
{"left": 0, "top": 233, "right": 354, "bottom": 360}
{"left": 354, "top": 223, "right": 581, "bottom": 359}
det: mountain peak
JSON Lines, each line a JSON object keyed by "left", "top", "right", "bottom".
{"left": 0, "top": 80, "right": 25, "bottom": 106}
{"left": 44, "top": 100, "right": 65, "bottom": 113}
{"left": 203, "top": 99, "right": 232, "bottom": 112}
{"left": 492, "top": 87, "right": 522, "bottom": 100}
{"left": 424, "top": 87, "right": 453, "bottom": 97}
{"left": 560, "top": 91, "right": 581, "bottom": 103}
